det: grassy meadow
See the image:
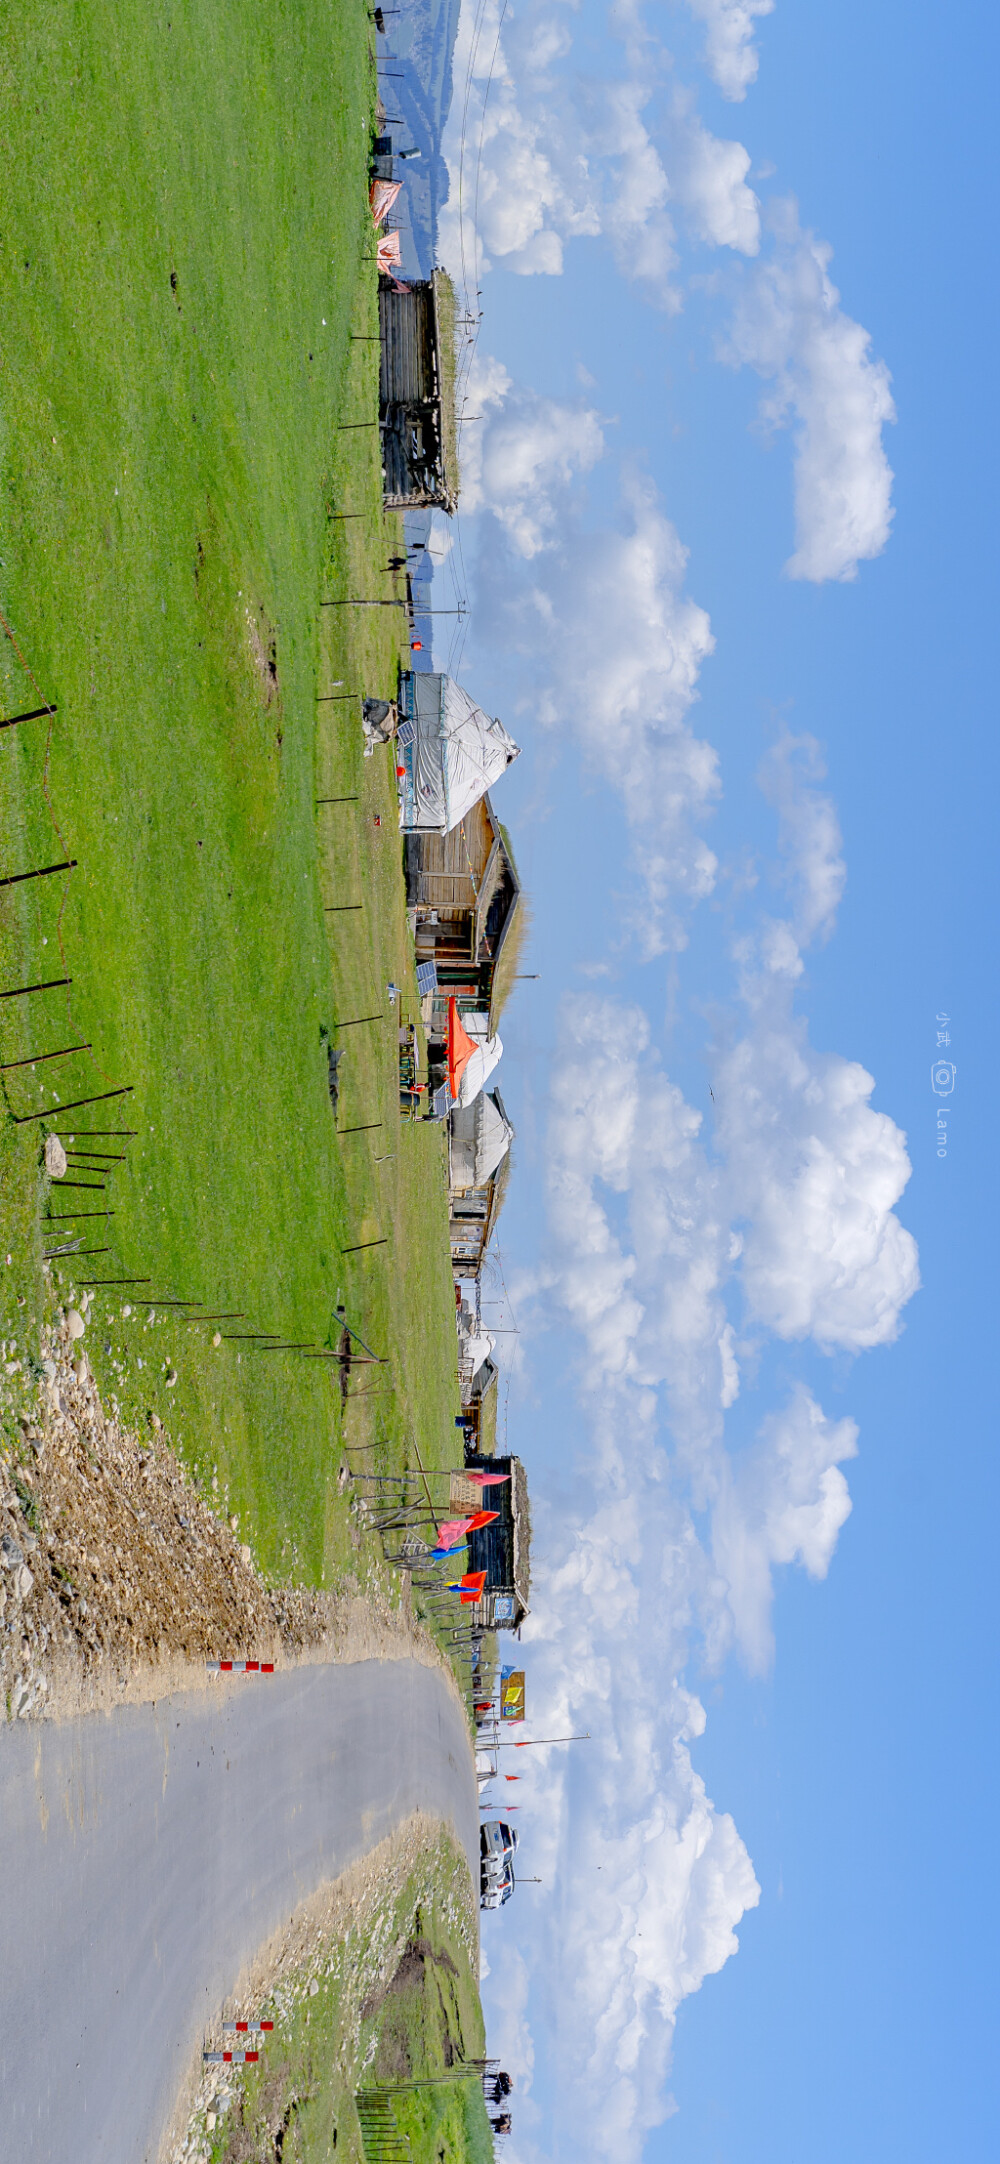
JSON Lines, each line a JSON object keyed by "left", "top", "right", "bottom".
{"left": 0, "top": 4, "right": 462, "bottom": 1594}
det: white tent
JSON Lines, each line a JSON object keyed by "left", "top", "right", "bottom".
{"left": 454, "top": 1008, "right": 503, "bottom": 1109}
{"left": 462, "top": 1329, "right": 495, "bottom": 1378}
{"left": 450, "top": 1089, "right": 514, "bottom": 1191}
{"left": 399, "top": 674, "right": 520, "bottom": 834}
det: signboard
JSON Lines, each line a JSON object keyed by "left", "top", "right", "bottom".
{"left": 492, "top": 1594, "right": 516, "bottom": 1622}
{"left": 450, "top": 1473, "right": 484, "bottom": 1511}
{"left": 500, "top": 1667, "right": 525, "bottom": 1722}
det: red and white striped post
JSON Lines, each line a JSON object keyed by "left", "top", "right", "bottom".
{"left": 205, "top": 1660, "right": 275, "bottom": 1674}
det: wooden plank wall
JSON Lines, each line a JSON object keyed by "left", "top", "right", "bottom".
{"left": 412, "top": 799, "right": 494, "bottom": 923}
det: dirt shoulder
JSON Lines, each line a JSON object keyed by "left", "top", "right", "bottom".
{"left": 0, "top": 1307, "right": 459, "bottom": 1725}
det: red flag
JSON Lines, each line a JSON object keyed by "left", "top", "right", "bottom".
{"left": 465, "top": 1509, "right": 499, "bottom": 1532}
{"left": 465, "top": 1471, "right": 510, "bottom": 1487}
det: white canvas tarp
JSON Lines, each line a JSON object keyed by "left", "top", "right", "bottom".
{"left": 450, "top": 1089, "right": 514, "bottom": 1191}
{"left": 461, "top": 1329, "right": 495, "bottom": 1378}
{"left": 400, "top": 673, "right": 520, "bottom": 833}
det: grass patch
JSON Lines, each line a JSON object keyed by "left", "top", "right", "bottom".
{"left": 0, "top": 2, "right": 463, "bottom": 1612}
{"left": 201, "top": 1828, "right": 491, "bottom": 2164}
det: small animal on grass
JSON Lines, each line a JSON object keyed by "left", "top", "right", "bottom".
{"left": 326, "top": 1044, "right": 345, "bottom": 1109}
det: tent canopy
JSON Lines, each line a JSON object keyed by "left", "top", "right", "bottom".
{"left": 462, "top": 1329, "right": 496, "bottom": 1377}
{"left": 400, "top": 673, "right": 520, "bottom": 834}
{"left": 447, "top": 1000, "right": 502, "bottom": 1108}
{"left": 450, "top": 1088, "right": 515, "bottom": 1191}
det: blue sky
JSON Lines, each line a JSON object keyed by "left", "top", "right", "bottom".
{"left": 388, "top": 1, "right": 999, "bottom": 2156}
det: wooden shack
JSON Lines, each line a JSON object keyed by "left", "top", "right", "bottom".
{"left": 464, "top": 1453, "right": 531, "bottom": 1633}
{"left": 461, "top": 1354, "right": 498, "bottom": 1454}
{"left": 407, "top": 794, "right": 522, "bottom": 1036}
{"left": 379, "top": 269, "right": 459, "bottom": 512}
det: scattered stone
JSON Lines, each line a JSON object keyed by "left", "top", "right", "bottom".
{"left": 308, "top": 1978, "right": 319, "bottom": 1996}
{"left": 45, "top": 1135, "right": 68, "bottom": 1178}
{"left": 212, "top": 1332, "right": 221, "bottom": 1348}
{"left": 66, "top": 1310, "right": 85, "bottom": 1340}
{"left": 73, "top": 1356, "right": 89, "bottom": 1386}
{"left": 0, "top": 1326, "right": 446, "bottom": 1728}
{"left": 165, "top": 1369, "right": 178, "bottom": 1388}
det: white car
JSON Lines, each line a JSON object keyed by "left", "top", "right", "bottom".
{"left": 481, "top": 1820, "right": 518, "bottom": 1908}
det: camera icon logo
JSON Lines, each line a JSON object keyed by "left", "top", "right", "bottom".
{"left": 931, "top": 1061, "right": 957, "bottom": 1096}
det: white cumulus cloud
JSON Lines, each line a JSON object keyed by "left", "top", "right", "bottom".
{"left": 483, "top": 942, "right": 917, "bottom": 2162}
{"left": 717, "top": 1011, "right": 920, "bottom": 1350}
{"left": 459, "top": 360, "right": 605, "bottom": 558}
{"left": 476, "top": 469, "right": 720, "bottom": 950}
{"left": 490, "top": 1491, "right": 761, "bottom": 2164}
{"left": 725, "top": 199, "right": 896, "bottom": 580}
{"left": 441, "top": 0, "right": 765, "bottom": 305}
{"left": 746, "top": 730, "right": 847, "bottom": 979}
{"left": 670, "top": 105, "right": 761, "bottom": 254}
{"left": 685, "top": 0, "right": 775, "bottom": 101}
{"left": 711, "top": 1385, "right": 859, "bottom": 1670}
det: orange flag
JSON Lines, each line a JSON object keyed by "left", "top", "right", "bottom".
{"left": 447, "top": 998, "right": 478, "bottom": 1099}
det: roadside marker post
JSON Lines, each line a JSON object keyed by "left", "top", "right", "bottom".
{"left": 204, "top": 2050, "right": 260, "bottom": 2065}
{"left": 206, "top": 1660, "right": 276, "bottom": 1674}
{"left": 222, "top": 2020, "right": 275, "bottom": 2034}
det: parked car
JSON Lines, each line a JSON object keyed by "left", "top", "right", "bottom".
{"left": 481, "top": 1819, "right": 518, "bottom": 1909}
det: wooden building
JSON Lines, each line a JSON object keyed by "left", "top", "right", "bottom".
{"left": 379, "top": 269, "right": 459, "bottom": 512}
{"left": 464, "top": 1453, "right": 531, "bottom": 1634}
{"left": 407, "top": 794, "right": 522, "bottom": 1036}
{"left": 460, "top": 1354, "right": 498, "bottom": 1454}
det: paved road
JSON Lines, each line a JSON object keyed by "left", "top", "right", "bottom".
{"left": 0, "top": 1659, "right": 477, "bottom": 2164}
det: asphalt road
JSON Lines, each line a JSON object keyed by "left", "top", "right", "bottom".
{"left": 0, "top": 1658, "right": 478, "bottom": 2164}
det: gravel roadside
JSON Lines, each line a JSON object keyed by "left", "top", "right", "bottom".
{"left": 0, "top": 1306, "right": 451, "bottom": 1724}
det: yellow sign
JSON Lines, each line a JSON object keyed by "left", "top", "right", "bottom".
{"left": 500, "top": 1668, "right": 525, "bottom": 1722}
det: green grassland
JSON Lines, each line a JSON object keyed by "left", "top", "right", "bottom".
{"left": 204, "top": 1831, "right": 492, "bottom": 2164}
{"left": 0, "top": 3, "right": 462, "bottom": 1594}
